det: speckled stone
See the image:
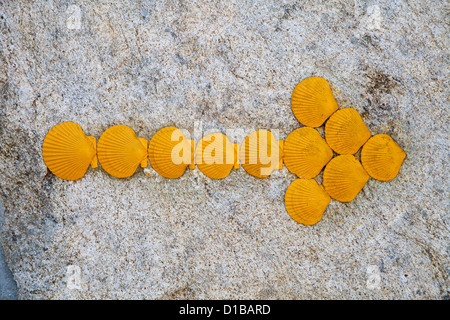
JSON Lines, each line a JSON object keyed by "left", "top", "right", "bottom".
{"left": 0, "top": 0, "right": 448, "bottom": 299}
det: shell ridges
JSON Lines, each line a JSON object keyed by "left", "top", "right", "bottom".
{"left": 325, "top": 108, "right": 371, "bottom": 155}
{"left": 361, "top": 134, "right": 406, "bottom": 181}
{"left": 323, "top": 154, "right": 369, "bottom": 202}
{"left": 284, "top": 179, "right": 331, "bottom": 225}
{"left": 148, "top": 126, "right": 192, "bottom": 179}
{"left": 196, "top": 133, "right": 236, "bottom": 179}
{"left": 291, "top": 76, "right": 339, "bottom": 127}
{"left": 42, "top": 121, "right": 97, "bottom": 181}
{"left": 97, "top": 125, "right": 148, "bottom": 178}
{"left": 283, "top": 127, "right": 333, "bottom": 179}
{"left": 239, "top": 130, "right": 283, "bottom": 179}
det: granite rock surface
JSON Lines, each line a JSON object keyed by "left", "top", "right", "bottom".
{"left": 0, "top": 0, "right": 448, "bottom": 299}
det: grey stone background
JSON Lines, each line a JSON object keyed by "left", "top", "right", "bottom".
{"left": 0, "top": 0, "right": 448, "bottom": 299}
{"left": 0, "top": 199, "right": 17, "bottom": 300}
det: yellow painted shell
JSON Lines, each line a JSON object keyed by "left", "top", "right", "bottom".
{"left": 97, "top": 125, "right": 148, "bottom": 178}
{"left": 325, "top": 108, "right": 371, "bottom": 154}
{"left": 148, "top": 126, "right": 194, "bottom": 179}
{"left": 195, "top": 133, "right": 238, "bottom": 179}
{"left": 284, "top": 179, "right": 331, "bottom": 225}
{"left": 323, "top": 154, "right": 370, "bottom": 202}
{"left": 361, "top": 134, "right": 406, "bottom": 181}
{"left": 291, "top": 76, "right": 339, "bottom": 127}
{"left": 240, "top": 130, "right": 283, "bottom": 179}
{"left": 283, "top": 127, "right": 333, "bottom": 179}
{"left": 42, "top": 122, "right": 98, "bottom": 181}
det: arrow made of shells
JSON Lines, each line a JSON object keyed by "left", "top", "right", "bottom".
{"left": 42, "top": 77, "right": 406, "bottom": 225}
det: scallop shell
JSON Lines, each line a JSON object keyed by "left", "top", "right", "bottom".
{"left": 325, "top": 108, "right": 371, "bottom": 154}
{"left": 283, "top": 127, "right": 333, "bottom": 179}
{"left": 240, "top": 130, "right": 283, "bottom": 178}
{"left": 291, "top": 76, "right": 339, "bottom": 127}
{"left": 361, "top": 134, "right": 406, "bottom": 181}
{"left": 42, "top": 122, "right": 98, "bottom": 181}
{"left": 195, "top": 133, "right": 237, "bottom": 179}
{"left": 323, "top": 154, "right": 370, "bottom": 202}
{"left": 148, "top": 126, "right": 194, "bottom": 179}
{"left": 284, "top": 179, "right": 331, "bottom": 225}
{"left": 97, "top": 125, "right": 148, "bottom": 178}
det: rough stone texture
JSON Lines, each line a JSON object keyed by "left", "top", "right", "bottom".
{"left": 0, "top": 0, "right": 448, "bottom": 299}
{"left": 0, "top": 199, "right": 18, "bottom": 299}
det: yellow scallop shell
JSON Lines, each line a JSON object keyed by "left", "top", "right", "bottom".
{"left": 283, "top": 127, "right": 333, "bottom": 179}
{"left": 291, "top": 76, "right": 339, "bottom": 127}
{"left": 195, "top": 133, "right": 238, "bottom": 179}
{"left": 284, "top": 179, "right": 331, "bottom": 225}
{"left": 323, "top": 154, "right": 370, "bottom": 202}
{"left": 97, "top": 125, "right": 148, "bottom": 178}
{"left": 148, "top": 126, "right": 194, "bottom": 179}
{"left": 240, "top": 130, "right": 283, "bottom": 179}
{"left": 325, "top": 108, "right": 371, "bottom": 155}
{"left": 42, "top": 122, "right": 98, "bottom": 181}
{"left": 361, "top": 134, "right": 406, "bottom": 181}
